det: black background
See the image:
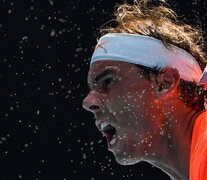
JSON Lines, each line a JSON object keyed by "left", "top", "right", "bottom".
{"left": 0, "top": 0, "right": 206, "bottom": 179}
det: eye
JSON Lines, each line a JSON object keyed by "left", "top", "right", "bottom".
{"left": 101, "top": 75, "right": 116, "bottom": 90}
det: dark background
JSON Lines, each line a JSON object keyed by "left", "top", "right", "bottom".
{"left": 0, "top": 0, "right": 206, "bottom": 179}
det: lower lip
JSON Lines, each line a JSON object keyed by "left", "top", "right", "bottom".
{"left": 107, "top": 133, "right": 118, "bottom": 150}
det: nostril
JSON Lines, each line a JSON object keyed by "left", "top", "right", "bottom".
{"left": 82, "top": 91, "right": 102, "bottom": 112}
{"left": 89, "top": 105, "right": 100, "bottom": 111}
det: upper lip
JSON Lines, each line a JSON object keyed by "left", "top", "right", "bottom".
{"left": 95, "top": 119, "right": 107, "bottom": 131}
{"left": 94, "top": 112, "right": 117, "bottom": 130}
{"left": 95, "top": 118, "right": 116, "bottom": 132}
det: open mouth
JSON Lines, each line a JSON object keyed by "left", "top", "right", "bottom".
{"left": 99, "top": 121, "right": 117, "bottom": 148}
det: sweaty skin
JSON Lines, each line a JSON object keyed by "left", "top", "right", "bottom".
{"left": 82, "top": 60, "right": 201, "bottom": 180}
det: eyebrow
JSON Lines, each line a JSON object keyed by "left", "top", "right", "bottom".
{"left": 88, "top": 68, "right": 117, "bottom": 89}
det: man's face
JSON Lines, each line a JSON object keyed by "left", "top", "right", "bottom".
{"left": 82, "top": 60, "right": 162, "bottom": 165}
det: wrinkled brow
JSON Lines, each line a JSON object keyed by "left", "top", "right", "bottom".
{"left": 87, "top": 68, "right": 117, "bottom": 89}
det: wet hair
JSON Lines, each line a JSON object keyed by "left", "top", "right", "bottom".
{"left": 99, "top": 0, "right": 207, "bottom": 109}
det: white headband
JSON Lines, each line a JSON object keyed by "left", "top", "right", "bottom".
{"left": 91, "top": 33, "right": 206, "bottom": 84}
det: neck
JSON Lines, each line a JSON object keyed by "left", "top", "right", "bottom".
{"left": 168, "top": 106, "right": 203, "bottom": 179}
{"left": 151, "top": 161, "right": 184, "bottom": 180}
{"left": 147, "top": 102, "right": 202, "bottom": 180}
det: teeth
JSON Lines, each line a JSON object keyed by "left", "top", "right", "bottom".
{"left": 110, "top": 136, "right": 117, "bottom": 145}
{"left": 100, "top": 122, "right": 110, "bottom": 130}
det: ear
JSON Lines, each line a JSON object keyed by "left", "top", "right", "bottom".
{"left": 155, "top": 67, "right": 180, "bottom": 99}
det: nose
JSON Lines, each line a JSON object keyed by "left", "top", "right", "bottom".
{"left": 82, "top": 90, "right": 103, "bottom": 112}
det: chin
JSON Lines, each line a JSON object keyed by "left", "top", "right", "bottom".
{"left": 114, "top": 153, "right": 139, "bottom": 165}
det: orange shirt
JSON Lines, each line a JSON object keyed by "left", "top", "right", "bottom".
{"left": 190, "top": 111, "right": 207, "bottom": 180}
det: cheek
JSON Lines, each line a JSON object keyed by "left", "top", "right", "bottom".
{"left": 105, "top": 95, "right": 131, "bottom": 117}
{"left": 102, "top": 95, "right": 136, "bottom": 127}
{"left": 103, "top": 87, "right": 157, "bottom": 121}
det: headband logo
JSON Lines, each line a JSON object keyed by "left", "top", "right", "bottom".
{"left": 95, "top": 41, "right": 110, "bottom": 53}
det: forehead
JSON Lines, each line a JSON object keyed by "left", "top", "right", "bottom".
{"left": 88, "top": 60, "right": 137, "bottom": 79}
